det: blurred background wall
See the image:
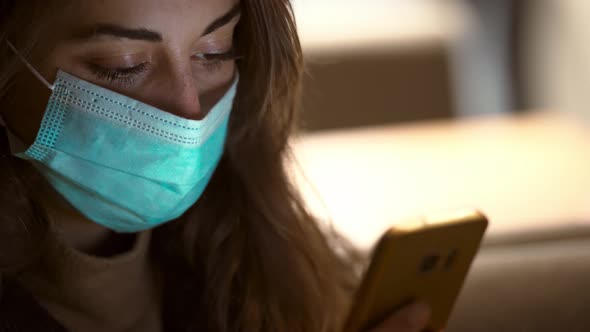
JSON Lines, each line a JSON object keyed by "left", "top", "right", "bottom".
{"left": 292, "top": 0, "right": 587, "bottom": 131}
{"left": 523, "top": 0, "right": 590, "bottom": 124}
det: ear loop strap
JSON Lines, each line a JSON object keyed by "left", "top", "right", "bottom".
{"left": 2, "top": 41, "right": 45, "bottom": 153}
{"left": 6, "top": 40, "right": 55, "bottom": 91}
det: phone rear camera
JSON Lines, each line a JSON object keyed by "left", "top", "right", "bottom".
{"left": 420, "top": 254, "right": 440, "bottom": 274}
{"left": 444, "top": 249, "right": 459, "bottom": 270}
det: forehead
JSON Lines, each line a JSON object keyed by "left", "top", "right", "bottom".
{"left": 56, "top": 0, "right": 239, "bottom": 39}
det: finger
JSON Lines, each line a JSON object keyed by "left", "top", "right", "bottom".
{"left": 369, "top": 302, "right": 431, "bottom": 332}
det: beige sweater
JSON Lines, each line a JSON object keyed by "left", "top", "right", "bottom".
{"left": 15, "top": 224, "right": 162, "bottom": 332}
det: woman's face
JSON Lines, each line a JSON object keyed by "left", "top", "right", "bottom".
{"left": 3, "top": 0, "right": 240, "bottom": 144}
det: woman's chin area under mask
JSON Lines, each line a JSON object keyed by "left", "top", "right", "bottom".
{"left": 35, "top": 184, "right": 138, "bottom": 257}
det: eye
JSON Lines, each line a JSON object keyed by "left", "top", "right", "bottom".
{"left": 192, "top": 49, "right": 241, "bottom": 72}
{"left": 88, "top": 62, "right": 150, "bottom": 86}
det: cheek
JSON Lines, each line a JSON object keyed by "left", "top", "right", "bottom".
{"left": 2, "top": 72, "right": 52, "bottom": 145}
{"left": 192, "top": 59, "right": 236, "bottom": 89}
{"left": 198, "top": 61, "right": 237, "bottom": 111}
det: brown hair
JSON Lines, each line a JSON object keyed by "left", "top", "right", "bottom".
{"left": 0, "top": 1, "right": 359, "bottom": 331}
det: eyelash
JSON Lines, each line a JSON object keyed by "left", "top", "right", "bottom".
{"left": 193, "top": 49, "right": 241, "bottom": 72}
{"left": 89, "top": 62, "right": 149, "bottom": 86}
{"left": 89, "top": 49, "right": 239, "bottom": 85}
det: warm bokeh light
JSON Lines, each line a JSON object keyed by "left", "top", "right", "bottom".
{"left": 291, "top": 112, "right": 590, "bottom": 249}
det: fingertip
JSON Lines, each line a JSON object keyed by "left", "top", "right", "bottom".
{"left": 406, "top": 301, "right": 431, "bottom": 327}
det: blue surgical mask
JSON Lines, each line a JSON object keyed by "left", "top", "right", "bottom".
{"left": 5, "top": 41, "right": 238, "bottom": 233}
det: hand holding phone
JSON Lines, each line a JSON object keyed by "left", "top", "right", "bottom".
{"left": 365, "top": 301, "right": 434, "bottom": 332}
{"left": 343, "top": 209, "right": 488, "bottom": 332}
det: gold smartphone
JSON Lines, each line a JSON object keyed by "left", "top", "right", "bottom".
{"left": 343, "top": 209, "right": 488, "bottom": 332}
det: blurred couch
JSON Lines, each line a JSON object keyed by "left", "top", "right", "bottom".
{"left": 448, "top": 227, "right": 590, "bottom": 332}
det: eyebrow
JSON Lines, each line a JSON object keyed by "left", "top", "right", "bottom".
{"left": 202, "top": 4, "right": 241, "bottom": 36}
{"left": 73, "top": 4, "right": 241, "bottom": 42}
{"left": 87, "top": 25, "right": 163, "bottom": 42}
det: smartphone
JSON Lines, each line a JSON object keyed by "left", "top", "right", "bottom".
{"left": 343, "top": 209, "right": 489, "bottom": 332}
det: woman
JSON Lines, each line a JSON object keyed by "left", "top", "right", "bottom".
{"left": 0, "top": 0, "right": 433, "bottom": 331}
